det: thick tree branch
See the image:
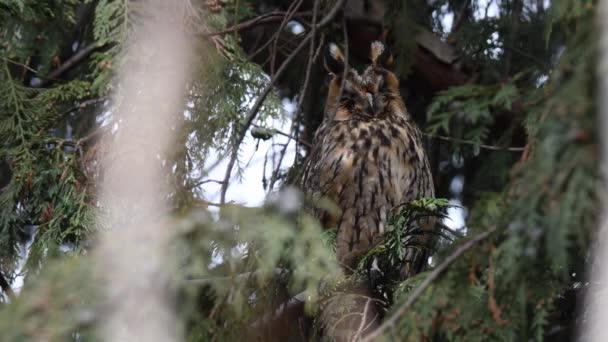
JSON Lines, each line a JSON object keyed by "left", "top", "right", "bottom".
{"left": 362, "top": 228, "right": 497, "bottom": 341}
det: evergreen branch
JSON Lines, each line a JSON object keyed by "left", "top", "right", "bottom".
{"left": 219, "top": 0, "right": 346, "bottom": 204}
{"left": 424, "top": 132, "right": 526, "bottom": 152}
{"left": 362, "top": 227, "right": 497, "bottom": 342}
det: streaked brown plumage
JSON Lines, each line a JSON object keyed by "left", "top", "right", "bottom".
{"left": 302, "top": 41, "right": 435, "bottom": 276}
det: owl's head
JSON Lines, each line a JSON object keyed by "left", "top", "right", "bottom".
{"left": 324, "top": 41, "right": 402, "bottom": 119}
{"left": 324, "top": 43, "right": 373, "bottom": 119}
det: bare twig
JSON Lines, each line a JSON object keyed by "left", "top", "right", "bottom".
{"left": 448, "top": 0, "right": 471, "bottom": 38}
{"left": 362, "top": 228, "right": 497, "bottom": 341}
{"left": 192, "top": 179, "right": 225, "bottom": 188}
{"left": 202, "top": 11, "right": 312, "bottom": 38}
{"left": 252, "top": 124, "right": 312, "bottom": 148}
{"left": 266, "top": 0, "right": 320, "bottom": 192}
{"left": 59, "top": 97, "right": 108, "bottom": 118}
{"left": 270, "top": 0, "right": 304, "bottom": 77}
{"left": 317, "top": 0, "right": 346, "bottom": 28}
{"left": 219, "top": 0, "right": 346, "bottom": 204}
{"left": 1, "top": 57, "right": 39, "bottom": 74}
{"left": 38, "top": 43, "right": 106, "bottom": 87}
{"left": 185, "top": 268, "right": 288, "bottom": 286}
{"left": 424, "top": 133, "right": 526, "bottom": 152}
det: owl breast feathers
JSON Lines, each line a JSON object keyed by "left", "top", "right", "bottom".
{"left": 301, "top": 41, "right": 435, "bottom": 274}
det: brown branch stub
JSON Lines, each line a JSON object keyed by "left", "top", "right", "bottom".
{"left": 362, "top": 228, "right": 497, "bottom": 341}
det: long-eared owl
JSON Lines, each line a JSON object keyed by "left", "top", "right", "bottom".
{"left": 302, "top": 41, "right": 435, "bottom": 276}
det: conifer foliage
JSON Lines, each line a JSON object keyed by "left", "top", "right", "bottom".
{"left": 0, "top": 0, "right": 600, "bottom": 341}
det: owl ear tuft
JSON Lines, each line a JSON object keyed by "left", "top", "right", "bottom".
{"left": 370, "top": 41, "right": 393, "bottom": 68}
{"left": 324, "top": 43, "right": 345, "bottom": 75}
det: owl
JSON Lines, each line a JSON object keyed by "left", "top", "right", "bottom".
{"left": 302, "top": 41, "right": 435, "bottom": 277}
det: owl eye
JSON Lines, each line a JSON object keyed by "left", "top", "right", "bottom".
{"left": 324, "top": 43, "right": 345, "bottom": 75}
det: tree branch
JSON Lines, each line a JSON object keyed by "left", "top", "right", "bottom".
{"left": 448, "top": 0, "right": 471, "bottom": 39}
{"left": 38, "top": 43, "right": 106, "bottom": 88}
{"left": 59, "top": 97, "right": 108, "bottom": 118}
{"left": 270, "top": 0, "right": 305, "bottom": 77}
{"left": 185, "top": 268, "right": 288, "bottom": 286}
{"left": 202, "top": 11, "right": 313, "bottom": 38}
{"left": 362, "top": 228, "right": 497, "bottom": 341}
{"left": 423, "top": 133, "right": 526, "bottom": 152}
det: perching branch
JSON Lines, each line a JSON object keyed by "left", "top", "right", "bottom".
{"left": 361, "top": 227, "right": 497, "bottom": 341}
